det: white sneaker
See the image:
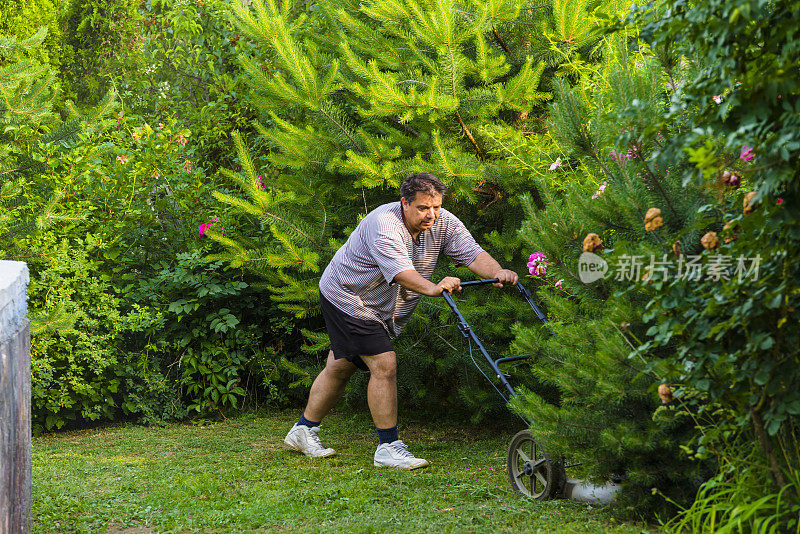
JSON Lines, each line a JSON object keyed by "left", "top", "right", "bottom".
{"left": 284, "top": 424, "right": 336, "bottom": 458}
{"left": 374, "top": 440, "right": 430, "bottom": 470}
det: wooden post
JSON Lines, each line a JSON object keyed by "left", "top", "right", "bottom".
{"left": 0, "top": 261, "right": 31, "bottom": 534}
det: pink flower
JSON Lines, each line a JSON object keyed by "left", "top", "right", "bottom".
{"left": 177, "top": 133, "right": 188, "bottom": 146}
{"left": 713, "top": 95, "right": 722, "bottom": 104}
{"left": 548, "top": 157, "right": 562, "bottom": 171}
{"left": 777, "top": 198, "right": 784, "bottom": 206}
{"left": 258, "top": 175, "right": 267, "bottom": 190}
{"left": 116, "top": 155, "right": 129, "bottom": 165}
{"left": 591, "top": 181, "right": 608, "bottom": 199}
{"left": 555, "top": 279, "right": 563, "bottom": 289}
{"left": 740, "top": 146, "right": 755, "bottom": 162}
{"left": 132, "top": 131, "right": 140, "bottom": 141}
{"left": 198, "top": 217, "right": 219, "bottom": 237}
{"left": 184, "top": 159, "right": 193, "bottom": 173}
{"left": 527, "top": 252, "right": 547, "bottom": 277}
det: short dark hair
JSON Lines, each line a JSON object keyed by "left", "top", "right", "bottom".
{"left": 400, "top": 172, "right": 447, "bottom": 203}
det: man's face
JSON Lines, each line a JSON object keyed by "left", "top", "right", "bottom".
{"left": 401, "top": 191, "right": 442, "bottom": 236}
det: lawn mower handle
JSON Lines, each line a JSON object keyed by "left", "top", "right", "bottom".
{"left": 447, "top": 280, "right": 548, "bottom": 324}
{"left": 440, "top": 279, "right": 547, "bottom": 412}
{"left": 459, "top": 278, "right": 500, "bottom": 287}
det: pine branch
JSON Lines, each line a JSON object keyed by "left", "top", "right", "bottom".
{"left": 318, "top": 104, "right": 359, "bottom": 150}
{"left": 590, "top": 151, "right": 618, "bottom": 183}
{"left": 386, "top": 115, "right": 420, "bottom": 137}
{"left": 492, "top": 27, "right": 511, "bottom": 55}
{"left": 642, "top": 163, "right": 679, "bottom": 220}
{"left": 447, "top": 42, "right": 483, "bottom": 158}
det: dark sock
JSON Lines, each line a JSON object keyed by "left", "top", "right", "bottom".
{"left": 377, "top": 425, "right": 399, "bottom": 444}
{"left": 298, "top": 414, "right": 320, "bottom": 428}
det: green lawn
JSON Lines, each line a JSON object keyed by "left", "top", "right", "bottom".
{"left": 32, "top": 410, "right": 650, "bottom": 533}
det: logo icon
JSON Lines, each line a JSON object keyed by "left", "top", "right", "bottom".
{"left": 578, "top": 252, "right": 608, "bottom": 283}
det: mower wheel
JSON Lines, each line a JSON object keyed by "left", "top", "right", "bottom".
{"left": 506, "top": 429, "right": 565, "bottom": 500}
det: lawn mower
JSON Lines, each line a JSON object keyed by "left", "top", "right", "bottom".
{"left": 442, "top": 278, "right": 620, "bottom": 504}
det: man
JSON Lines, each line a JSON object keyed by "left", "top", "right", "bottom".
{"left": 284, "top": 172, "right": 518, "bottom": 469}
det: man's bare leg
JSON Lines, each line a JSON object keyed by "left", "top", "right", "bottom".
{"left": 361, "top": 351, "right": 398, "bottom": 429}
{"left": 303, "top": 350, "right": 358, "bottom": 422}
{"left": 285, "top": 351, "right": 357, "bottom": 457}
{"left": 362, "top": 350, "right": 429, "bottom": 469}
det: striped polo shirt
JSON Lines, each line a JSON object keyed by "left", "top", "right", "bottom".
{"left": 319, "top": 201, "right": 484, "bottom": 337}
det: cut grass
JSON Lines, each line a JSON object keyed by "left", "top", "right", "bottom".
{"left": 32, "top": 410, "right": 649, "bottom": 533}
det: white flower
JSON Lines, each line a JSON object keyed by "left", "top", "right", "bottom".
{"left": 548, "top": 157, "right": 562, "bottom": 171}
{"left": 713, "top": 95, "right": 722, "bottom": 104}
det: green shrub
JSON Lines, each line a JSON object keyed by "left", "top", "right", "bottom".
{"left": 27, "top": 234, "right": 125, "bottom": 432}
{"left": 0, "top": 0, "right": 69, "bottom": 67}
{"left": 629, "top": 0, "right": 800, "bottom": 489}
{"left": 123, "top": 252, "right": 274, "bottom": 415}
{"left": 103, "top": 0, "right": 258, "bottom": 170}
{"left": 504, "top": 40, "right": 713, "bottom": 519}
{"left": 4, "top": 12, "right": 280, "bottom": 427}
{"left": 62, "top": 0, "right": 143, "bottom": 102}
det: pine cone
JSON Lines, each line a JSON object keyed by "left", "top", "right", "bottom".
{"left": 743, "top": 191, "right": 757, "bottom": 215}
{"left": 644, "top": 207, "right": 663, "bottom": 231}
{"left": 658, "top": 384, "right": 673, "bottom": 404}
{"left": 701, "top": 231, "right": 720, "bottom": 250}
{"left": 723, "top": 221, "right": 738, "bottom": 243}
{"left": 582, "top": 233, "right": 603, "bottom": 252}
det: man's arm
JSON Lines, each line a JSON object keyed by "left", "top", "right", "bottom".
{"left": 467, "top": 251, "right": 519, "bottom": 288}
{"left": 393, "top": 269, "right": 462, "bottom": 297}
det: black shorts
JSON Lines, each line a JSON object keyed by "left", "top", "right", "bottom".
{"left": 320, "top": 294, "right": 393, "bottom": 371}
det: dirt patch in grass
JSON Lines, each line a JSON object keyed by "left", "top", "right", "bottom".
{"left": 106, "top": 522, "right": 155, "bottom": 534}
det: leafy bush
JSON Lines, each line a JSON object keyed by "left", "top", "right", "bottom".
{"left": 123, "top": 252, "right": 263, "bottom": 415}
{"left": 3, "top": 26, "right": 259, "bottom": 426}
{"left": 62, "top": 0, "right": 143, "bottom": 102}
{"left": 0, "top": 0, "right": 69, "bottom": 67}
{"left": 26, "top": 235, "right": 124, "bottom": 431}
{"left": 629, "top": 0, "right": 800, "bottom": 490}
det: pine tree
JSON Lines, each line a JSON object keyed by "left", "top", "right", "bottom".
{"left": 210, "top": 0, "right": 626, "bottom": 414}
{"left": 1, "top": 28, "right": 57, "bottom": 180}
{"left": 491, "top": 41, "right": 714, "bottom": 516}
{"left": 1, "top": 27, "right": 118, "bottom": 237}
{"left": 1, "top": 27, "right": 117, "bottom": 333}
